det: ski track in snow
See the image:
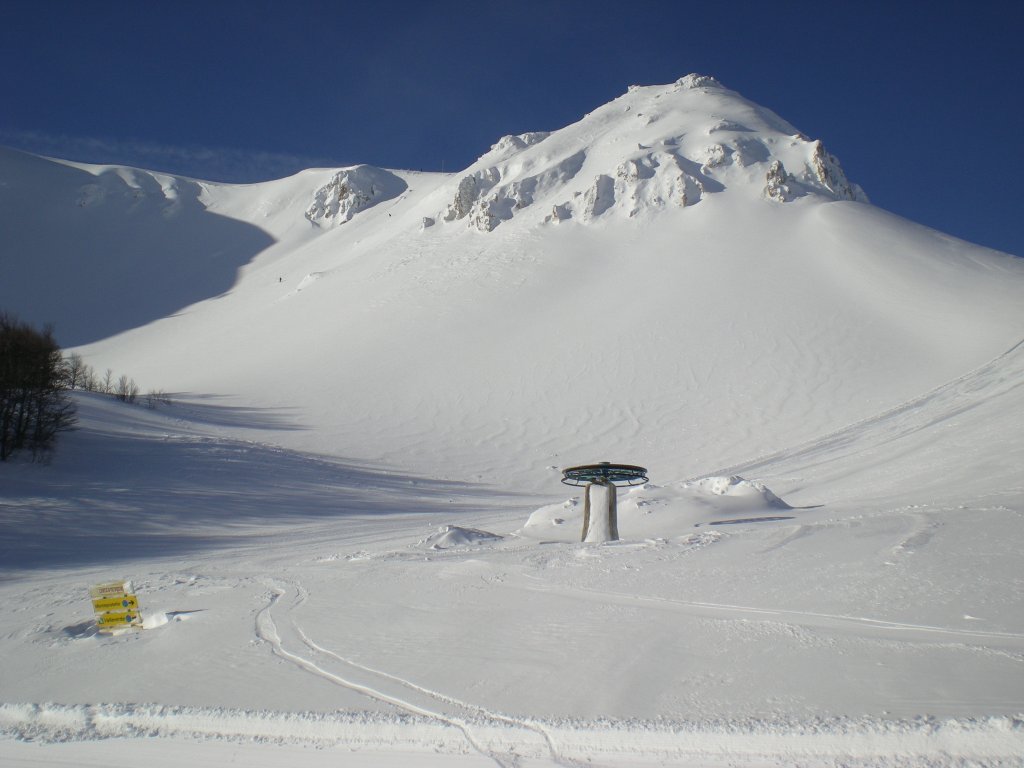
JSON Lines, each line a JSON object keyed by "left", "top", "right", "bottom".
{"left": 255, "top": 578, "right": 580, "bottom": 767}
{"left": 253, "top": 567, "right": 1024, "bottom": 764}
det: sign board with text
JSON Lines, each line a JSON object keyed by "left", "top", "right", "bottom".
{"left": 90, "top": 581, "right": 143, "bottom": 633}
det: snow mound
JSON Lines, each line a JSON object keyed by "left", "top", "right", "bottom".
{"left": 521, "top": 476, "right": 795, "bottom": 542}
{"left": 683, "top": 475, "right": 790, "bottom": 506}
{"left": 420, "top": 525, "right": 504, "bottom": 550}
{"left": 305, "top": 165, "right": 406, "bottom": 227}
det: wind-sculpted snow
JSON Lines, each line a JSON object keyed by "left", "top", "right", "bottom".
{"left": 0, "top": 147, "right": 275, "bottom": 346}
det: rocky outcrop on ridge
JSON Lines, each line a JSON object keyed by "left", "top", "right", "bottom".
{"left": 431, "top": 75, "right": 868, "bottom": 232}
{"left": 305, "top": 165, "right": 406, "bottom": 227}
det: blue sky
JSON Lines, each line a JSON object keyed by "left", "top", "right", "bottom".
{"left": 3, "top": 1, "right": 1022, "bottom": 256}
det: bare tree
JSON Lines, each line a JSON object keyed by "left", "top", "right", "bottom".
{"left": 63, "top": 352, "right": 94, "bottom": 390}
{"left": 80, "top": 365, "right": 98, "bottom": 392}
{"left": 114, "top": 374, "right": 139, "bottom": 404}
{"left": 0, "top": 313, "right": 76, "bottom": 460}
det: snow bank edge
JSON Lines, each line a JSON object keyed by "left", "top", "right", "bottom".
{"left": 2, "top": 702, "right": 1021, "bottom": 764}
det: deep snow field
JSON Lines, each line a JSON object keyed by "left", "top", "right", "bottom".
{"left": 2, "top": 76, "right": 1024, "bottom": 766}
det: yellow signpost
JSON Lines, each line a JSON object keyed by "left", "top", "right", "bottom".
{"left": 90, "top": 581, "right": 143, "bottom": 633}
{"left": 96, "top": 610, "right": 142, "bottom": 629}
{"left": 92, "top": 595, "right": 139, "bottom": 612}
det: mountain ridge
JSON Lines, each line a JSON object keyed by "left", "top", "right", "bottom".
{"left": 426, "top": 75, "right": 868, "bottom": 232}
{"left": 1, "top": 76, "right": 1022, "bottom": 493}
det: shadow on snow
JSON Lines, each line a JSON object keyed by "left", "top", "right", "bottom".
{"left": 0, "top": 148, "right": 276, "bottom": 347}
{"left": 0, "top": 396, "right": 522, "bottom": 573}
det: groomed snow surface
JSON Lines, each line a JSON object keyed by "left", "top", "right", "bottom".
{"left": 2, "top": 76, "right": 1024, "bottom": 765}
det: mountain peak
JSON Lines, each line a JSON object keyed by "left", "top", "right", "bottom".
{"left": 428, "top": 75, "right": 866, "bottom": 232}
{"left": 672, "top": 73, "right": 725, "bottom": 90}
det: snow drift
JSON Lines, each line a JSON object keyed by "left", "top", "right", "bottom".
{"left": 522, "top": 476, "right": 796, "bottom": 542}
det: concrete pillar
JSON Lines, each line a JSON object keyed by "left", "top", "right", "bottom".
{"left": 581, "top": 481, "right": 619, "bottom": 543}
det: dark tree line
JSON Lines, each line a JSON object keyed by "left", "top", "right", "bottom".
{"left": 0, "top": 313, "right": 77, "bottom": 460}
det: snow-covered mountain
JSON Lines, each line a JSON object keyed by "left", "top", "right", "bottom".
{"left": 4, "top": 74, "right": 1021, "bottom": 492}
{"left": 2, "top": 76, "right": 1023, "bottom": 765}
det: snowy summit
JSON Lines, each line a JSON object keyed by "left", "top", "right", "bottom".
{"left": 434, "top": 74, "right": 867, "bottom": 233}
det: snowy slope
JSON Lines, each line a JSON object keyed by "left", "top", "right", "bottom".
{"left": 2, "top": 76, "right": 1023, "bottom": 765}
{"left": 5, "top": 76, "right": 1020, "bottom": 494}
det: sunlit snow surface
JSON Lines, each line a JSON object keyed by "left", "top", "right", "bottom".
{"left": 2, "top": 76, "right": 1024, "bottom": 765}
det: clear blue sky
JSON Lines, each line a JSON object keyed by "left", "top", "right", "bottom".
{"left": 3, "top": 0, "right": 1022, "bottom": 256}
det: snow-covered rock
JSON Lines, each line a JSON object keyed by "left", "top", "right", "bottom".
{"left": 434, "top": 74, "right": 867, "bottom": 230}
{"left": 808, "top": 140, "right": 869, "bottom": 202}
{"left": 674, "top": 73, "right": 724, "bottom": 90}
{"left": 305, "top": 165, "right": 406, "bottom": 227}
{"left": 764, "top": 159, "right": 796, "bottom": 202}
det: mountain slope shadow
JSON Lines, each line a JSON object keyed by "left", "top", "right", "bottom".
{"left": 0, "top": 395, "right": 525, "bottom": 572}
{"left": 0, "top": 147, "right": 276, "bottom": 346}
